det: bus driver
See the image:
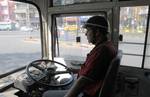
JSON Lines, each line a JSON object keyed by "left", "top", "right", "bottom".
{"left": 43, "top": 16, "right": 117, "bottom": 97}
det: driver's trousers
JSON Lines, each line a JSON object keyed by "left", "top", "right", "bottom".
{"left": 42, "top": 90, "right": 67, "bottom": 97}
{"left": 42, "top": 90, "right": 95, "bottom": 97}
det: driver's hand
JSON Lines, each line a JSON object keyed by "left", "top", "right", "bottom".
{"left": 67, "top": 67, "right": 80, "bottom": 74}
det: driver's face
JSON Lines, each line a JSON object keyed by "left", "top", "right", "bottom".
{"left": 85, "top": 27, "right": 95, "bottom": 44}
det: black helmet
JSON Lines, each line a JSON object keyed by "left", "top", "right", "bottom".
{"left": 83, "top": 16, "right": 108, "bottom": 32}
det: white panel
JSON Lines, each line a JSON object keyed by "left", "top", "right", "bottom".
{"left": 144, "top": 14, "right": 150, "bottom": 69}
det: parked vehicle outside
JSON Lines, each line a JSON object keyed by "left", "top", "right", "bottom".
{"left": 0, "top": 22, "right": 12, "bottom": 31}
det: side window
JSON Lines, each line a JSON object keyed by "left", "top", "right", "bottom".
{"left": 0, "top": 1, "right": 41, "bottom": 74}
{"left": 55, "top": 16, "right": 94, "bottom": 62}
{"left": 119, "top": 6, "right": 149, "bottom": 67}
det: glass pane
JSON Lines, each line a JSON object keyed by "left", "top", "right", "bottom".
{"left": 119, "top": 43, "right": 144, "bottom": 55}
{"left": 121, "top": 55, "right": 142, "bottom": 67}
{"left": 0, "top": 1, "right": 41, "bottom": 74}
{"left": 119, "top": 6, "right": 148, "bottom": 67}
{"left": 55, "top": 15, "right": 105, "bottom": 63}
{"left": 53, "top": 0, "right": 110, "bottom": 6}
{"left": 56, "top": 16, "right": 93, "bottom": 62}
{"left": 144, "top": 9, "right": 150, "bottom": 69}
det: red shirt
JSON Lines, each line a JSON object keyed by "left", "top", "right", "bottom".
{"left": 78, "top": 40, "right": 117, "bottom": 97}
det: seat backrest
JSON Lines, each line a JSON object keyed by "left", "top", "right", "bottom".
{"left": 99, "top": 50, "right": 122, "bottom": 97}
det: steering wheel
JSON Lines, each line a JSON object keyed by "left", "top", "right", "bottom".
{"left": 26, "top": 59, "right": 74, "bottom": 87}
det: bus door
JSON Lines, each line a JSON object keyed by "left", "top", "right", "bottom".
{"left": 118, "top": 5, "right": 150, "bottom": 69}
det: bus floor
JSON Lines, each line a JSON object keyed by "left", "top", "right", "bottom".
{"left": 115, "top": 66, "right": 150, "bottom": 97}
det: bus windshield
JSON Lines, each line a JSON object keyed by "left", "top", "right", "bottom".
{"left": 0, "top": 1, "right": 41, "bottom": 75}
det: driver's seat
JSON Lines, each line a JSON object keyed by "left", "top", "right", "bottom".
{"left": 98, "top": 50, "right": 122, "bottom": 97}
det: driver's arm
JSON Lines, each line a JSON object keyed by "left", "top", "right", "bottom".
{"left": 64, "top": 76, "right": 94, "bottom": 97}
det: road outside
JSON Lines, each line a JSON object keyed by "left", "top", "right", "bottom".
{"left": 0, "top": 31, "right": 41, "bottom": 74}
